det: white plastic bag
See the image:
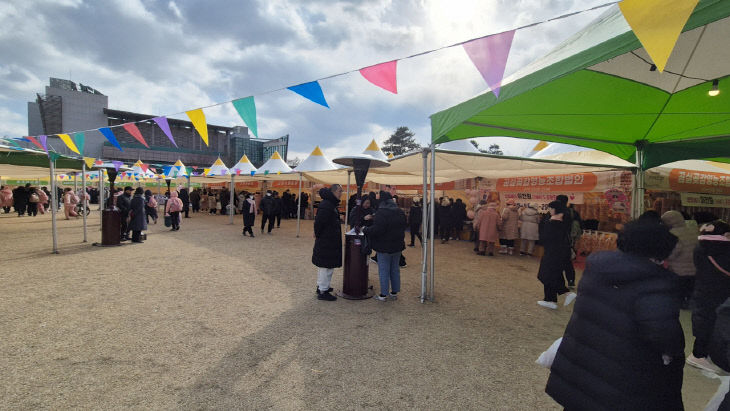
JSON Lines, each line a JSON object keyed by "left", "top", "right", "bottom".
{"left": 536, "top": 337, "right": 562, "bottom": 369}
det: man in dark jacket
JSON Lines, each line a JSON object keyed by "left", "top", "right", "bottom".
{"left": 189, "top": 188, "right": 200, "bottom": 213}
{"left": 363, "top": 191, "right": 407, "bottom": 301}
{"left": 260, "top": 190, "right": 275, "bottom": 234}
{"left": 312, "top": 185, "right": 342, "bottom": 301}
{"left": 117, "top": 186, "right": 133, "bottom": 241}
{"left": 12, "top": 185, "right": 28, "bottom": 216}
{"left": 408, "top": 199, "right": 423, "bottom": 247}
{"left": 179, "top": 187, "right": 190, "bottom": 218}
{"left": 129, "top": 187, "right": 147, "bottom": 243}
{"left": 546, "top": 220, "right": 684, "bottom": 410}
{"left": 273, "top": 191, "right": 283, "bottom": 228}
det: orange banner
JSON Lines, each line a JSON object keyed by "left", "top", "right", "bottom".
{"left": 496, "top": 173, "right": 597, "bottom": 192}
{"left": 236, "top": 181, "right": 261, "bottom": 189}
{"left": 669, "top": 168, "right": 730, "bottom": 195}
{"left": 393, "top": 181, "right": 456, "bottom": 191}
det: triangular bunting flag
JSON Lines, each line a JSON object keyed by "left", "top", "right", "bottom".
{"left": 94, "top": 159, "right": 103, "bottom": 166}
{"left": 203, "top": 168, "right": 210, "bottom": 175}
{"left": 250, "top": 171, "right": 256, "bottom": 176}
{"left": 619, "top": 0, "right": 699, "bottom": 72}
{"left": 84, "top": 157, "right": 96, "bottom": 168}
{"left": 112, "top": 161, "right": 122, "bottom": 171}
{"left": 152, "top": 117, "right": 177, "bottom": 147}
{"left": 359, "top": 60, "right": 398, "bottom": 94}
{"left": 74, "top": 132, "right": 85, "bottom": 155}
{"left": 99, "top": 127, "right": 123, "bottom": 151}
{"left": 236, "top": 169, "right": 241, "bottom": 175}
{"left": 462, "top": 30, "right": 515, "bottom": 97}
{"left": 122, "top": 123, "right": 150, "bottom": 148}
{"left": 186, "top": 109, "right": 209, "bottom": 146}
{"left": 48, "top": 152, "right": 60, "bottom": 161}
{"left": 287, "top": 81, "right": 329, "bottom": 108}
{"left": 39, "top": 135, "right": 48, "bottom": 152}
{"left": 26, "top": 136, "right": 46, "bottom": 151}
{"left": 57, "top": 133, "right": 81, "bottom": 154}
{"left": 232, "top": 97, "right": 258, "bottom": 137}
{"left": 141, "top": 164, "right": 149, "bottom": 172}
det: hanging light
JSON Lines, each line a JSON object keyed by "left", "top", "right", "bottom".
{"left": 709, "top": 79, "right": 720, "bottom": 97}
{"left": 649, "top": 64, "right": 657, "bottom": 72}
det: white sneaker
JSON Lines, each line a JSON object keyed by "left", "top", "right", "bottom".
{"left": 374, "top": 294, "right": 387, "bottom": 301}
{"left": 686, "top": 354, "right": 726, "bottom": 375}
{"left": 537, "top": 300, "right": 558, "bottom": 310}
{"left": 389, "top": 293, "right": 398, "bottom": 300}
{"left": 564, "top": 292, "right": 577, "bottom": 306}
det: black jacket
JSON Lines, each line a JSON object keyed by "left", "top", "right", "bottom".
{"left": 260, "top": 195, "right": 275, "bottom": 216}
{"left": 537, "top": 219, "right": 571, "bottom": 289}
{"left": 312, "top": 188, "right": 342, "bottom": 268}
{"left": 273, "top": 197, "right": 283, "bottom": 215}
{"left": 363, "top": 199, "right": 406, "bottom": 254}
{"left": 408, "top": 205, "right": 422, "bottom": 227}
{"left": 348, "top": 205, "right": 374, "bottom": 229}
{"left": 179, "top": 188, "right": 190, "bottom": 205}
{"left": 128, "top": 194, "right": 147, "bottom": 231}
{"left": 692, "top": 238, "right": 730, "bottom": 356}
{"left": 546, "top": 251, "right": 685, "bottom": 411}
{"left": 117, "top": 193, "right": 132, "bottom": 216}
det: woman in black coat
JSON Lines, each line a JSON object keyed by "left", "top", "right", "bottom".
{"left": 537, "top": 201, "right": 575, "bottom": 308}
{"left": 408, "top": 199, "right": 423, "bottom": 247}
{"left": 348, "top": 195, "right": 374, "bottom": 229}
{"left": 438, "top": 198, "right": 452, "bottom": 243}
{"left": 241, "top": 192, "right": 257, "bottom": 237}
{"left": 546, "top": 219, "right": 684, "bottom": 411}
{"left": 128, "top": 187, "right": 147, "bottom": 243}
{"left": 312, "top": 186, "right": 342, "bottom": 301}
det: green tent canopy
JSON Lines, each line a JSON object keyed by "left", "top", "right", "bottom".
{"left": 431, "top": 0, "right": 730, "bottom": 170}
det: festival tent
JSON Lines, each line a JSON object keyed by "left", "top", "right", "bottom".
{"left": 362, "top": 139, "right": 389, "bottom": 162}
{"left": 230, "top": 154, "right": 258, "bottom": 176}
{"left": 258, "top": 151, "right": 293, "bottom": 175}
{"left": 205, "top": 157, "right": 230, "bottom": 177}
{"left": 430, "top": 1, "right": 730, "bottom": 170}
{"left": 164, "top": 159, "right": 189, "bottom": 178}
{"left": 437, "top": 139, "right": 482, "bottom": 154}
{"left": 293, "top": 146, "right": 340, "bottom": 236}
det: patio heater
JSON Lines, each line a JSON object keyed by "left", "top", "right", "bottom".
{"left": 332, "top": 154, "right": 390, "bottom": 299}
{"left": 92, "top": 163, "right": 128, "bottom": 246}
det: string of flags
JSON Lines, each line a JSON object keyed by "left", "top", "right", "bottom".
{"left": 5, "top": 0, "right": 694, "bottom": 162}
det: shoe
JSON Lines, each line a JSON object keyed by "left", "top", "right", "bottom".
{"left": 537, "top": 301, "right": 558, "bottom": 310}
{"left": 686, "top": 354, "right": 726, "bottom": 374}
{"left": 250, "top": 234, "right": 255, "bottom": 238}
{"left": 317, "top": 291, "right": 337, "bottom": 301}
{"left": 268, "top": 232, "right": 272, "bottom": 235}
{"left": 400, "top": 264, "right": 407, "bottom": 268}
{"left": 520, "top": 252, "right": 526, "bottom": 256}
{"left": 131, "top": 240, "right": 144, "bottom": 243}
{"left": 315, "top": 287, "right": 334, "bottom": 295}
{"left": 441, "top": 239, "right": 447, "bottom": 244}
{"left": 374, "top": 294, "right": 387, "bottom": 301}
{"left": 564, "top": 292, "right": 577, "bottom": 306}
{"left": 242, "top": 231, "right": 247, "bottom": 236}
{"left": 498, "top": 248, "right": 508, "bottom": 254}
{"left": 389, "top": 293, "right": 398, "bottom": 300}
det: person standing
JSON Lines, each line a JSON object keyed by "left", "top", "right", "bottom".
{"left": 545, "top": 219, "right": 684, "bottom": 410}
{"left": 62, "top": 187, "right": 79, "bottom": 220}
{"left": 144, "top": 189, "right": 158, "bottom": 224}
{"left": 208, "top": 191, "right": 217, "bottom": 214}
{"left": 260, "top": 190, "right": 275, "bottom": 234}
{"left": 165, "top": 190, "right": 183, "bottom": 231}
{"left": 519, "top": 203, "right": 540, "bottom": 256}
{"left": 12, "top": 185, "right": 27, "bottom": 217}
{"left": 242, "top": 192, "right": 257, "bottom": 237}
{"left": 537, "top": 201, "right": 576, "bottom": 309}
{"left": 200, "top": 190, "right": 208, "bottom": 213}
{"left": 220, "top": 187, "right": 229, "bottom": 216}
{"left": 364, "top": 190, "right": 407, "bottom": 301}
{"left": 450, "top": 198, "right": 467, "bottom": 240}
{"left": 499, "top": 199, "right": 519, "bottom": 255}
{"left": 438, "top": 197, "right": 452, "bottom": 244}
{"left": 273, "top": 191, "right": 283, "bottom": 228}
{"left": 300, "top": 192, "right": 309, "bottom": 219}
{"left": 179, "top": 187, "right": 190, "bottom": 218}
{"left": 407, "top": 199, "right": 423, "bottom": 247}
{"left": 190, "top": 188, "right": 201, "bottom": 213}
{"left": 117, "top": 186, "right": 133, "bottom": 240}
{"left": 661, "top": 210, "right": 699, "bottom": 309}
{"left": 348, "top": 195, "right": 374, "bottom": 230}
{"left": 0, "top": 185, "right": 12, "bottom": 213}
{"left": 129, "top": 187, "right": 147, "bottom": 243}
{"left": 312, "top": 185, "right": 342, "bottom": 301}
{"left": 26, "top": 185, "right": 39, "bottom": 217}
{"left": 474, "top": 201, "right": 501, "bottom": 256}
{"left": 557, "top": 194, "right": 581, "bottom": 287}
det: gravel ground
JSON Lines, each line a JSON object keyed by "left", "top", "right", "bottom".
{"left": 0, "top": 210, "right": 720, "bottom": 409}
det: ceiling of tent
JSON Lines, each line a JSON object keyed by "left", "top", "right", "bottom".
{"left": 430, "top": 0, "right": 730, "bottom": 170}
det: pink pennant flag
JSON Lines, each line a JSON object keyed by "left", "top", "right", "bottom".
{"left": 462, "top": 30, "right": 515, "bottom": 97}
{"left": 141, "top": 164, "right": 149, "bottom": 173}
{"left": 25, "top": 136, "right": 46, "bottom": 151}
{"left": 236, "top": 169, "right": 241, "bottom": 175}
{"left": 122, "top": 123, "right": 150, "bottom": 148}
{"left": 359, "top": 60, "right": 398, "bottom": 94}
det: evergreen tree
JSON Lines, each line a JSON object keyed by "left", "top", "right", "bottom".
{"left": 470, "top": 140, "right": 503, "bottom": 155}
{"left": 382, "top": 127, "right": 420, "bottom": 156}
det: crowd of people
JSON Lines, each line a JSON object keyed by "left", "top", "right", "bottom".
{"left": 0, "top": 183, "right": 91, "bottom": 219}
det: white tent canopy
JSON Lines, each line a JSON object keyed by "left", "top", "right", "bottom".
{"left": 205, "top": 157, "right": 230, "bottom": 176}
{"left": 258, "top": 151, "right": 292, "bottom": 175}
{"left": 362, "top": 139, "right": 389, "bottom": 162}
{"left": 294, "top": 146, "right": 339, "bottom": 172}
{"left": 230, "top": 154, "right": 258, "bottom": 176}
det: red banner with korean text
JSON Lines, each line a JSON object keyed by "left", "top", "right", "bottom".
{"left": 669, "top": 169, "right": 730, "bottom": 195}
{"left": 391, "top": 181, "right": 456, "bottom": 191}
{"left": 496, "top": 173, "right": 598, "bottom": 192}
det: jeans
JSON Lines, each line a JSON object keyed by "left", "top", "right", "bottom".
{"left": 376, "top": 252, "right": 401, "bottom": 296}
{"left": 317, "top": 267, "right": 334, "bottom": 292}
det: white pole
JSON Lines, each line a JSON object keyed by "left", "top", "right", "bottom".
{"left": 421, "top": 148, "right": 428, "bottom": 303}
{"left": 82, "top": 163, "right": 87, "bottom": 242}
{"left": 50, "top": 158, "right": 59, "bottom": 254}
{"left": 634, "top": 146, "right": 645, "bottom": 218}
{"left": 296, "top": 172, "right": 302, "bottom": 237}
{"left": 429, "top": 144, "right": 436, "bottom": 301}
{"left": 229, "top": 173, "right": 235, "bottom": 224}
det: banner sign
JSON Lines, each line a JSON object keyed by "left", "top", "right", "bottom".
{"left": 235, "top": 181, "right": 261, "bottom": 189}
{"left": 496, "top": 173, "right": 597, "bottom": 192}
{"left": 669, "top": 169, "right": 730, "bottom": 195}
{"left": 392, "top": 181, "right": 456, "bottom": 191}
{"left": 680, "top": 192, "right": 730, "bottom": 208}
{"left": 500, "top": 192, "right": 584, "bottom": 211}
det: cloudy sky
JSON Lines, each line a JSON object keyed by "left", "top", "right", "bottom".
{"left": 0, "top": 0, "right": 612, "bottom": 161}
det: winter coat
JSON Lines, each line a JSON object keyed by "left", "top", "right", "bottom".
{"left": 500, "top": 206, "right": 519, "bottom": 240}
{"left": 709, "top": 297, "right": 730, "bottom": 373}
{"left": 451, "top": 202, "right": 467, "bottom": 224}
{"left": 165, "top": 191, "right": 183, "bottom": 213}
{"left": 519, "top": 207, "right": 540, "bottom": 241}
{"left": 117, "top": 193, "right": 132, "bottom": 217}
{"left": 260, "top": 195, "right": 275, "bottom": 216}
{"left": 408, "top": 205, "right": 422, "bottom": 228}
{"left": 189, "top": 190, "right": 200, "bottom": 205}
{"left": 128, "top": 194, "right": 147, "bottom": 231}
{"left": 692, "top": 236, "right": 730, "bottom": 356}
{"left": 312, "top": 188, "right": 342, "bottom": 268}
{"left": 546, "top": 250, "right": 685, "bottom": 411}
{"left": 242, "top": 198, "right": 257, "bottom": 226}
{"left": 273, "top": 197, "right": 283, "bottom": 215}
{"left": 363, "top": 199, "right": 406, "bottom": 254}
{"left": 207, "top": 194, "right": 217, "bottom": 209}
{"left": 179, "top": 188, "right": 190, "bottom": 206}
{"left": 348, "top": 205, "right": 374, "bottom": 229}
{"left": 0, "top": 187, "right": 13, "bottom": 207}
{"left": 661, "top": 211, "right": 699, "bottom": 276}
{"left": 473, "top": 207, "right": 501, "bottom": 242}
{"left": 438, "top": 205, "right": 452, "bottom": 228}
{"left": 13, "top": 187, "right": 28, "bottom": 208}
{"left": 537, "top": 219, "right": 571, "bottom": 289}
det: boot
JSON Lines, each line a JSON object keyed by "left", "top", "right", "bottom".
{"left": 317, "top": 290, "right": 337, "bottom": 301}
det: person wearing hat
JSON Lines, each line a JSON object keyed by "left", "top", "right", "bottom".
{"left": 473, "top": 201, "right": 501, "bottom": 256}
{"left": 363, "top": 190, "right": 407, "bottom": 301}
{"left": 499, "top": 199, "right": 519, "bottom": 255}
{"left": 537, "top": 200, "right": 576, "bottom": 309}
{"left": 519, "top": 203, "right": 540, "bottom": 256}
{"left": 260, "top": 190, "right": 275, "bottom": 234}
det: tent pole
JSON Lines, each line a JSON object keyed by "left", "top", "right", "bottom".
{"left": 74, "top": 172, "right": 78, "bottom": 192}
{"left": 296, "top": 172, "right": 302, "bottom": 237}
{"left": 633, "top": 145, "right": 646, "bottom": 218}
{"left": 429, "top": 144, "right": 436, "bottom": 301}
{"left": 50, "top": 158, "right": 59, "bottom": 254}
{"left": 421, "top": 148, "right": 428, "bottom": 303}
{"left": 229, "top": 174, "right": 234, "bottom": 225}
{"left": 82, "top": 163, "right": 87, "bottom": 243}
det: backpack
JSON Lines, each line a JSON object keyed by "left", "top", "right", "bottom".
{"left": 29, "top": 192, "right": 40, "bottom": 203}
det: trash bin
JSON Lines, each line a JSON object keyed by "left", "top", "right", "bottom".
{"left": 101, "top": 209, "right": 121, "bottom": 246}
{"left": 340, "top": 233, "right": 371, "bottom": 299}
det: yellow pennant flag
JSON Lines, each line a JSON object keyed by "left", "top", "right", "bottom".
{"left": 84, "top": 157, "right": 96, "bottom": 168}
{"left": 57, "top": 133, "right": 81, "bottom": 154}
{"left": 186, "top": 109, "right": 209, "bottom": 146}
{"left": 619, "top": 0, "right": 699, "bottom": 72}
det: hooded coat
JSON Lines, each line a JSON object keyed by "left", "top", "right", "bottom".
{"left": 363, "top": 195, "right": 406, "bottom": 254}
{"left": 129, "top": 193, "right": 148, "bottom": 231}
{"left": 312, "top": 188, "right": 342, "bottom": 268}
{"left": 0, "top": 186, "right": 13, "bottom": 207}
{"left": 546, "top": 250, "right": 685, "bottom": 411}
{"left": 661, "top": 211, "right": 699, "bottom": 276}
{"left": 474, "top": 206, "right": 501, "bottom": 243}
{"left": 500, "top": 205, "right": 519, "bottom": 240}
{"left": 519, "top": 206, "right": 540, "bottom": 241}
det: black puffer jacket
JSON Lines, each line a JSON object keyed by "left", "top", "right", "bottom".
{"left": 260, "top": 195, "right": 274, "bottom": 216}
{"left": 311, "top": 188, "right": 342, "bottom": 268}
{"left": 363, "top": 199, "right": 406, "bottom": 254}
{"left": 692, "top": 238, "right": 730, "bottom": 357}
{"left": 546, "top": 250, "right": 685, "bottom": 411}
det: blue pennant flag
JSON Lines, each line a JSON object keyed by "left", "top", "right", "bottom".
{"left": 99, "top": 127, "right": 123, "bottom": 152}
{"left": 287, "top": 81, "right": 329, "bottom": 108}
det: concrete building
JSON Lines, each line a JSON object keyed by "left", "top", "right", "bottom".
{"left": 27, "top": 78, "right": 288, "bottom": 168}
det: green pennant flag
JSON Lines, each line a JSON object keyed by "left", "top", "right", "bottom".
{"left": 232, "top": 97, "right": 258, "bottom": 137}
{"left": 73, "top": 132, "right": 85, "bottom": 155}
{"left": 48, "top": 152, "right": 61, "bottom": 162}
